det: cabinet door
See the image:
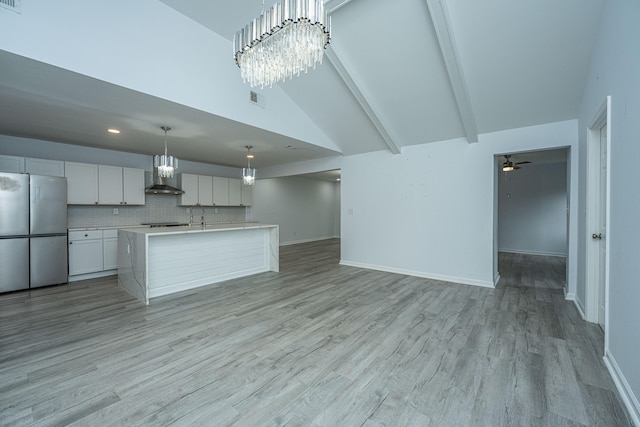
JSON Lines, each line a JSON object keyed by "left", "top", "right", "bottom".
{"left": 178, "top": 174, "right": 199, "bottom": 206}
{"left": 65, "top": 162, "right": 99, "bottom": 205}
{"left": 0, "top": 155, "right": 25, "bottom": 173}
{"left": 241, "top": 184, "right": 253, "bottom": 206}
{"left": 213, "top": 177, "right": 229, "bottom": 205}
{"left": 98, "top": 165, "right": 124, "bottom": 205}
{"left": 228, "top": 178, "right": 242, "bottom": 206}
{"left": 103, "top": 237, "right": 118, "bottom": 270}
{"left": 123, "top": 167, "right": 145, "bottom": 205}
{"left": 68, "top": 239, "right": 103, "bottom": 275}
{"left": 25, "top": 158, "right": 65, "bottom": 177}
{"left": 198, "top": 175, "right": 214, "bottom": 206}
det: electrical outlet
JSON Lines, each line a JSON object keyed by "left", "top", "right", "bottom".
{"left": 113, "top": 208, "right": 119, "bottom": 215}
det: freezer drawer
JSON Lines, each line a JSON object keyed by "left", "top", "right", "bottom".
{"left": 30, "top": 235, "right": 68, "bottom": 288}
{"left": 0, "top": 238, "right": 29, "bottom": 292}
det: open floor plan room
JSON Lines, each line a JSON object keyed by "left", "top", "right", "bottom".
{"left": 0, "top": 240, "right": 631, "bottom": 426}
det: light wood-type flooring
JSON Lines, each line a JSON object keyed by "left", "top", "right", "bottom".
{"left": 0, "top": 239, "right": 632, "bottom": 426}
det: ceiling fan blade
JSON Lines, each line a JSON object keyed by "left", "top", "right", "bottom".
{"left": 514, "top": 165, "right": 521, "bottom": 170}
{"left": 515, "top": 161, "right": 531, "bottom": 165}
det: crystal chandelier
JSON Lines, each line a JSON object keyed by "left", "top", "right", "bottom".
{"left": 153, "top": 126, "right": 178, "bottom": 178}
{"left": 243, "top": 146, "right": 256, "bottom": 185}
{"left": 234, "top": 0, "right": 331, "bottom": 88}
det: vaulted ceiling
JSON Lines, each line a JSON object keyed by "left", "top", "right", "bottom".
{"left": 0, "top": 0, "right": 603, "bottom": 169}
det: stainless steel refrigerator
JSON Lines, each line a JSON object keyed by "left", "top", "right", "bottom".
{"left": 0, "top": 172, "right": 68, "bottom": 293}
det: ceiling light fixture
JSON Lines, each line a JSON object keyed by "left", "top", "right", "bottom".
{"left": 502, "top": 162, "right": 514, "bottom": 172}
{"left": 107, "top": 128, "right": 121, "bottom": 134}
{"left": 154, "top": 126, "right": 178, "bottom": 178}
{"left": 234, "top": 0, "right": 331, "bottom": 88}
{"left": 243, "top": 146, "right": 256, "bottom": 186}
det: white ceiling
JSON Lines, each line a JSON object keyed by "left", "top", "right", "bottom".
{"left": 0, "top": 0, "right": 603, "bottom": 169}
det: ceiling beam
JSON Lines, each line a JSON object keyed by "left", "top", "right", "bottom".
{"left": 325, "top": 46, "right": 402, "bottom": 154}
{"left": 426, "top": 0, "right": 479, "bottom": 143}
{"left": 324, "top": 0, "right": 400, "bottom": 154}
{"left": 324, "top": 0, "right": 355, "bottom": 14}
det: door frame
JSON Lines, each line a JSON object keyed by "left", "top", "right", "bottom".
{"left": 585, "top": 96, "right": 611, "bottom": 351}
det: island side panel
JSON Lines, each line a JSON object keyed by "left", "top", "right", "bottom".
{"left": 117, "top": 230, "right": 149, "bottom": 305}
{"left": 147, "top": 227, "right": 273, "bottom": 299}
{"left": 268, "top": 225, "right": 279, "bottom": 272}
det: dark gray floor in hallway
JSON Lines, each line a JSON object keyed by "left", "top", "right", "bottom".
{"left": 0, "top": 239, "right": 632, "bottom": 426}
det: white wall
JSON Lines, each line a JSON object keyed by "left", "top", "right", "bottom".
{"left": 250, "top": 176, "right": 340, "bottom": 245}
{"left": 340, "top": 120, "right": 578, "bottom": 289}
{"left": 578, "top": 0, "right": 640, "bottom": 422}
{"left": 498, "top": 162, "right": 568, "bottom": 257}
{"left": 0, "top": 0, "right": 338, "bottom": 153}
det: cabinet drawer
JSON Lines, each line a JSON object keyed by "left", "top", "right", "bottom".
{"left": 102, "top": 229, "right": 118, "bottom": 239}
{"left": 69, "top": 230, "right": 103, "bottom": 241}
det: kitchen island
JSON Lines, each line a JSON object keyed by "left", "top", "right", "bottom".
{"left": 117, "top": 223, "right": 278, "bottom": 305}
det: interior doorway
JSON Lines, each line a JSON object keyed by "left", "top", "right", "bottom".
{"left": 494, "top": 148, "right": 570, "bottom": 291}
{"left": 586, "top": 97, "right": 611, "bottom": 337}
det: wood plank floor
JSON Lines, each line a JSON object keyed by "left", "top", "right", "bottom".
{"left": 0, "top": 240, "right": 632, "bottom": 426}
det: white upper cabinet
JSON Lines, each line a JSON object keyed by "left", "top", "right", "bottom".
{"left": 213, "top": 177, "right": 229, "bottom": 206}
{"left": 25, "top": 158, "right": 65, "bottom": 177}
{"left": 122, "top": 168, "right": 145, "bottom": 205}
{"left": 98, "top": 165, "right": 124, "bottom": 205}
{"left": 0, "top": 155, "right": 25, "bottom": 173}
{"left": 66, "top": 162, "right": 144, "bottom": 205}
{"left": 178, "top": 174, "right": 198, "bottom": 206}
{"left": 65, "top": 162, "right": 99, "bottom": 205}
{"left": 228, "top": 178, "right": 242, "bottom": 206}
{"left": 180, "top": 174, "right": 252, "bottom": 207}
{"left": 98, "top": 165, "right": 145, "bottom": 205}
{"left": 178, "top": 174, "right": 213, "bottom": 206}
{"left": 198, "top": 175, "right": 214, "bottom": 206}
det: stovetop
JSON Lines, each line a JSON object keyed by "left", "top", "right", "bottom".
{"left": 141, "top": 222, "right": 189, "bottom": 228}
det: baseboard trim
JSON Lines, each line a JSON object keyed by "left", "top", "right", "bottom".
{"left": 494, "top": 273, "right": 501, "bottom": 287}
{"left": 564, "top": 289, "right": 576, "bottom": 301}
{"left": 499, "top": 249, "right": 567, "bottom": 258}
{"left": 68, "top": 269, "right": 117, "bottom": 282}
{"left": 572, "top": 298, "right": 586, "bottom": 320}
{"left": 339, "top": 260, "right": 495, "bottom": 288}
{"left": 280, "top": 236, "right": 339, "bottom": 246}
{"left": 603, "top": 351, "right": 640, "bottom": 426}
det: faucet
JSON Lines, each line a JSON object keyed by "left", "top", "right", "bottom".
{"left": 198, "top": 206, "right": 206, "bottom": 227}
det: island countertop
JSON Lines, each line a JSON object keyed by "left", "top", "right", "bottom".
{"left": 119, "top": 222, "right": 276, "bottom": 236}
{"left": 117, "top": 223, "right": 279, "bottom": 304}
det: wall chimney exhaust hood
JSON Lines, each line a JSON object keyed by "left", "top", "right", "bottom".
{"left": 145, "top": 168, "right": 184, "bottom": 195}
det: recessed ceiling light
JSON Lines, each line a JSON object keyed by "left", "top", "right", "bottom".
{"left": 107, "top": 128, "right": 121, "bottom": 134}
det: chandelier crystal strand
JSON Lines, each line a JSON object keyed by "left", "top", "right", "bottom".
{"left": 234, "top": 0, "right": 330, "bottom": 88}
{"left": 243, "top": 146, "right": 256, "bottom": 185}
{"left": 153, "top": 126, "right": 178, "bottom": 178}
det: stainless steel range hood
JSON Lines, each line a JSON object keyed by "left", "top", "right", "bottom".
{"left": 145, "top": 169, "right": 184, "bottom": 195}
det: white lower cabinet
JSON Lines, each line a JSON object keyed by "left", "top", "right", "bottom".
{"left": 68, "top": 230, "right": 104, "bottom": 275}
{"left": 68, "top": 229, "right": 119, "bottom": 279}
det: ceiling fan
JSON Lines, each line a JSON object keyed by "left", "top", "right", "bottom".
{"left": 502, "top": 154, "right": 531, "bottom": 172}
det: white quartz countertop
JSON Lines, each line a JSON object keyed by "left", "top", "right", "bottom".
{"left": 119, "top": 223, "right": 277, "bottom": 236}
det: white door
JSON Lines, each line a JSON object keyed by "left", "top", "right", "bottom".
{"left": 597, "top": 124, "right": 607, "bottom": 329}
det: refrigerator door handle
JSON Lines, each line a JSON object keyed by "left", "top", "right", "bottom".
{"left": 34, "top": 186, "right": 40, "bottom": 204}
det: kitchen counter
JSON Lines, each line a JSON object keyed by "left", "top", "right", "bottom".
{"left": 117, "top": 223, "right": 279, "bottom": 305}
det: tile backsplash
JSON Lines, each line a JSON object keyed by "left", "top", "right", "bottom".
{"left": 68, "top": 194, "right": 246, "bottom": 228}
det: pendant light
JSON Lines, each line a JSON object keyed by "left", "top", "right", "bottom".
{"left": 153, "top": 126, "right": 178, "bottom": 178}
{"left": 243, "top": 146, "right": 256, "bottom": 185}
